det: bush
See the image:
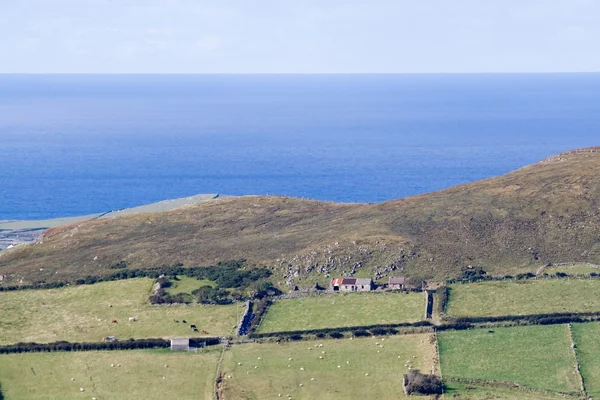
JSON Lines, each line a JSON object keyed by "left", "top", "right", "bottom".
{"left": 353, "top": 330, "right": 370, "bottom": 337}
{"left": 404, "top": 370, "right": 443, "bottom": 395}
{"left": 370, "top": 328, "right": 389, "bottom": 336}
{"left": 328, "top": 331, "right": 344, "bottom": 339}
{"left": 437, "top": 286, "right": 448, "bottom": 315}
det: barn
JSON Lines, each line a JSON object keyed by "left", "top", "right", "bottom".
{"left": 170, "top": 338, "right": 190, "bottom": 351}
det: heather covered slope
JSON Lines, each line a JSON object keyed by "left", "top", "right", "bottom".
{"left": 1, "top": 148, "right": 599, "bottom": 286}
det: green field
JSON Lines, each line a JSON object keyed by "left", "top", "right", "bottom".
{"left": 439, "top": 325, "right": 580, "bottom": 393}
{"left": 221, "top": 333, "right": 437, "bottom": 400}
{"left": 257, "top": 292, "right": 425, "bottom": 333}
{"left": 164, "top": 276, "right": 216, "bottom": 295}
{"left": 0, "top": 279, "right": 241, "bottom": 344}
{"left": 444, "top": 382, "right": 577, "bottom": 399}
{"left": 0, "top": 349, "right": 220, "bottom": 400}
{"left": 571, "top": 322, "right": 600, "bottom": 397}
{"left": 446, "top": 279, "right": 600, "bottom": 317}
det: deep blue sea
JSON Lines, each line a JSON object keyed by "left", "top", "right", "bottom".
{"left": 1, "top": 74, "right": 599, "bottom": 221}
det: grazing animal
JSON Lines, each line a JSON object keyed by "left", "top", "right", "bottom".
{"left": 174, "top": 320, "right": 179, "bottom": 323}
{"left": 182, "top": 320, "right": 187, "bottom": 323}
{"left": 190, "top": 324, "right": 197, "bottom": 329}
{"left": 201, "top": 329, "right": 208, "bottom": 334}
{"left": 111, "top": 319, "right": 117, "bottom": 323}
{"left": 128, "top": 317, "right": 136, "bottom": 322}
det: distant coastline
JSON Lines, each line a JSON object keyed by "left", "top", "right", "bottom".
{"left": 0, "top": 193, "right": 223, "bottom": 250}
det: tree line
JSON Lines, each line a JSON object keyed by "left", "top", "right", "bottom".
{"left": 0, "top": 337, "right": 221, "bottom": 354}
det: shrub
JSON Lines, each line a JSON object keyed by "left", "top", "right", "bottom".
{"left": 329, "top": 331, "right": 344, "bottom": 339}
{"left": 404, "top": 370, "right": 443, "bottom": 395}
{"left": 370, "top": 328, "right": 388, "bottom": 336}
{"left": 109, "top": 261, "right": 128, "bottom": 269}
{"left": 437, "top": 286, "right": 448, "bottom": 315}
{"left": 353, "top": 330, "right": 370, "bottom": 337}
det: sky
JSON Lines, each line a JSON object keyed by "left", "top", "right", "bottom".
{"left": 1, "top": 0, "right": 599, "bottom": 74}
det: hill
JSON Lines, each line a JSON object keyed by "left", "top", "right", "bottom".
{"left": 1, "top": 147, "right": 599, "bottom": 287}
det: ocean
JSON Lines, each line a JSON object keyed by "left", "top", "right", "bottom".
{"left": 0, "top": 74, "right": 599, "bottom": 221}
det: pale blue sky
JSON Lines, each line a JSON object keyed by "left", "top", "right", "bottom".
{"left": 1, "top": 0, "right": 598, "bottom": 73}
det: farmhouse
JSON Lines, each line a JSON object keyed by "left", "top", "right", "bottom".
{"left": 331, "top": 278, "right": 372, "bottom": 292}
{"left": 389, "top": 277, "right": 408, "bottom": 290}
{"left": 170, "top": 338, "right": 190, "bottom": 351}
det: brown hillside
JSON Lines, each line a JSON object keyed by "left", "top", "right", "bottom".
{"left": 1, "top": 147, "right": 599, "bottom": 286}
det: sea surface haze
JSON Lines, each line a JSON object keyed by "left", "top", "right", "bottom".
{"left": 0, "top": 74, "right": 599, "bottom": 220}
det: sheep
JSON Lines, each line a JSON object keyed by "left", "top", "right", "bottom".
{"left": 288, "top": 357, "right": 293, "bottom": 361}
{"left": 337, "top": 365, "right": 341, "bottom": 368}
{"left": 319, "top": 356, "right": 323, "bottom": 359}
{"left": 80, "top": 388, "right": 85, "bottom": 392}
{"left": 257, "top": 357, "right": 261, "bottom": 360}
{"left": 300, "top": 367, "right": 304, "bottom": 371}
{"left": 365, "top": 373, "right": 369, "bottom": 376}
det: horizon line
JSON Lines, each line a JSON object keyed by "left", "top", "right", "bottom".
{"left": 1, "top": 71, "right": 600, "bottom": 76}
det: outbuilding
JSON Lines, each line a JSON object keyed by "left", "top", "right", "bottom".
{"left": 331, "top": 278, "right": 372, "bottom": 292}
{"left": 170, "top": 338, "right": 190, "bottom": 351}
{"left": 389, "top": 277, "right": 408, "bottom": 290}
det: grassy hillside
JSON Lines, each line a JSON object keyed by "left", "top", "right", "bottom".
{"left": 258, "top": 292, "right": 425, "bottom": 333}
{"left": 438, "top": 325, "right": 580, "bottom": 394}
{"left": 0, "top": 279, "right": 240, "bottom": 344}
{"left": 0, "top": 349, "right": 219, "bottom": 400}
{"left": 446, "top": 280, "right": 600, "bottom": 318}
{"left": 221, "top": 334, "right": 437, "bottom": 400}
{"left": 1, "top": 147, "right": 600, "bottom": 286}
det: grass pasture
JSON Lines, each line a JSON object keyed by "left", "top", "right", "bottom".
{"left": 164, "top": 276, "right": 216, "bottom": 295}
{"left": 221, "top": 333, "right": 437, "bottom": 400}
{"left": 0, "top": 349, "right": 220, "bottom": 400}
{"left": 0, "top": 278, "right": 240, "bottom": 344}
{"left": 446, "top": 279, "right": 600, "bottom": 318}
{"left": 571, "top": 322, "right": 600, "bottom": 398}
{"left": 257, "top": 292, "right": 425, "bottom": 333}
{"left": 438, "top": 325, "right": 580, "bottom": 394}
{"left": 444, "top": 382, "right": 577, "bottom": 399}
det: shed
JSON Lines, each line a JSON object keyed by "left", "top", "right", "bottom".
{"left": 389, "top": 277, "right": 407, "bottom": 290}
{"left": 170, "top": 338, "right": 190, "bottom": 351}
